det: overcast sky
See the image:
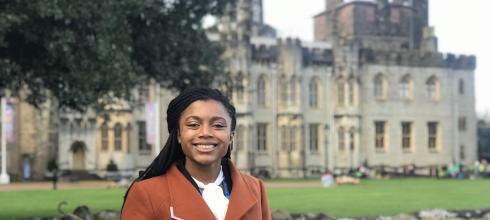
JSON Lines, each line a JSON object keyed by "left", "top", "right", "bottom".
{"left": 263, "top": 0, "right": 490, "bottom": 116}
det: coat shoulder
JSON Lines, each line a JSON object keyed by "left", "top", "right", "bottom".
{"left": 132, "top": 175, "right": 171, "bottom": 205}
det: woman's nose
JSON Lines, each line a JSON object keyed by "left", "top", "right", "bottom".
{"left": 199, "top": 124, "right": 213, "bottom": 137}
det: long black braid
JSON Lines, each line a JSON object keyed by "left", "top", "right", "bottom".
{"left": 122, "top": 87, "right": 236, "bottom": 209}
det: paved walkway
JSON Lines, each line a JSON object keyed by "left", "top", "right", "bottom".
{"left": 0, "top": 179, "right": 322, "bottom": 192}
{"left": 0, "top": 180, "right": 116, "bottom": 192}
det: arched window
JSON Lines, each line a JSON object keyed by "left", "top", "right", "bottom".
{"left": 309, "top": 78, "right": 319, "bottom": 108}
{"left": 399, "top": 75, "right": 412, "bottom": 99}
{"left": 337, "top": 80, "right": 346, "bottom": 106}
{"left": 374, "top": 74, "right": 386, "bottom": 99}
{"left": 426, "top": 76, "right": 439, "bottom": 101}
{"left": 338, "top": 127, "right": 345, "bottom": 151}
{"left": 101, "top": 123, "right": 109, "bottom": 151}
{"left": 114, "top": 123, "right": 122, "bottom": 151}
{"left": 459, "top": 79, "right": 465, "bottom": 95}
{"left": 257, "top": 75, "right": 266, "bottom": 106}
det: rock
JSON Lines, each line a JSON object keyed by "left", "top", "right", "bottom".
{"left": 306, "top": 213, "right": 334, "bottom": 220}
{"left": 73, "top": 205, "right": 94, "bottom": 220}
{"left": 95, "top": 210, "right": 120, "bottom": 220}
{"left": 392, "top": 214, "right": 417, "bottom": 220}
{"left": 272, "top": 209, "right": 293, "bottom": 220}
{"left": 419, "top": 209, "right": 457, "bottom": 219}
{"left": 483, "top": 212, "right": 490, "bottom": 220}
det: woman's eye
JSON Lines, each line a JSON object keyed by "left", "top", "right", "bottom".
{"left": 187, "top": 123, "right": 199, "bottom": 128}
{"left": 213, "top": 124, "right": 226, "bottom": 129}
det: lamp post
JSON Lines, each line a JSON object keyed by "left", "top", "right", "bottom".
{"left": 1, "top": 90, "right": 11, "bottom": 184}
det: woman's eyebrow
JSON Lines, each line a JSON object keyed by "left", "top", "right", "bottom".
{"left": 210, "top": 116, "right": 227, "bottom": 122}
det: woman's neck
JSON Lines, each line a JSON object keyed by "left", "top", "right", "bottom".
{"left": 184, "top": 160, "right": 222, "bottom": 184}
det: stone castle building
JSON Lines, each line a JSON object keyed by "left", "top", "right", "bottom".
{"left": 212, "top": 0, "right": 477, "bottom": 177}
{"left": 1, "top": 0, "right": 477, "bottom": 180}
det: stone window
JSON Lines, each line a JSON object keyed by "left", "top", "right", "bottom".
{"left": 460, "top": 145, "right": 465, "bottom": 161}
{"left": 138, "top": 121, "right": 151, "bottom": 153}
{"left": 399, "top": 75, "right": 412, "bottom": 99}
{"left": 289, "top": 126, "right": 297, "bottom": 152}
{"left": 458, "top": 117, "right": 467, "bottom": 131}
{"left": 401, "top": 122, "right": 412, "bottom": 150}
{"left": 114, "top": 123, "right": 122, "bottom": 151}
{"left": 426, "top": 76, "right": 439, "bottom": 101}
{"left": 349, "top": 127, "right": 355, "bottom": 151}
{"left": 348, "top": 79, "right": 356, "bottom": 105}
{"left": 459, "top": 79, "right": 465, "bottom": 95}
{"left": 338, "top": 127, "right": 345, "bottom": 151}
{"left": 375, "top": 121, "right": 386, "bottom": 150}
{"left": 309, "top": 124, "right": 319, "bottom": 153}
{"left": 279, "top": 76, "right": 288, "bottom": 105}
{"left": 257, "top": 123, "right": 267, "bottom": 152}
{"left": 337, "top": 80, "right": 346, "bottom": 107}
{"left": 101, "top": 123, "right": 109, "bottom": 151}
{"left": 428, "top": 122, "right": 439, "bottom": 150}
{"left": 290, "top": 76, "right": 298, "bottom": 105}
{"left": 280, "top": 125, "right": 288, "bottom": 151}
{"left": 257, "top": 75, "right": 266, "bottom": 106}
{"left": 309, "top": 78, "right": 319, "bottom": 108}
{"left": 126, "top": 123, "right": 132, "bottom": 154}
{"left": 374, "top": 74, "right": 386, "bottom": 100}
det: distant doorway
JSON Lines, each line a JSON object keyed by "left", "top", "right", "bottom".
{"left": 71, "top": 141, "right": 87, "bottom": 170}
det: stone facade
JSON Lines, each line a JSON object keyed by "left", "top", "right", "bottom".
{"left": 33, "top": 0, "right": 477, "bottom": 179}
{"left": 0, "top": 96, "right": 55, "bottom": 181}
{"left": 214, "top": 0, "right": 477, "bottom": 177}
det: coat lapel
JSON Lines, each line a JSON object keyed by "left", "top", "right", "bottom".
{"left": 225, "top": 162, "right": 258, "bottom": 219}
{"left": 166, "top": 164, "right": 216, "bottom": 220}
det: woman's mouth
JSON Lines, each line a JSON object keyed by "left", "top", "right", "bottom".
{"left": 193, "top": 144, "right": 217, "bottom": 152}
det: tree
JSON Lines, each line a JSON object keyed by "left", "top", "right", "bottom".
{"left": 0, "top": 0, "right": 234, "bottom": 111}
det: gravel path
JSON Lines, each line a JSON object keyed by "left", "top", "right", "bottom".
{"left": 0, "top": 179, "right": 322, "bottom": 192}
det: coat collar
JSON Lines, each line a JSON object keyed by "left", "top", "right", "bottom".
{"left": 166, "top": 161, "right": 258, "bottom": 220}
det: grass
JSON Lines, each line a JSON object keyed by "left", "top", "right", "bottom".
{"left": 0, "top": 178, "right": 489, "bottom": 219}
{"left": 268, "top": 178, "right": 490, "bottom": 217}
{"left": 0, "top": 188, "right": 126, "bottom": 220}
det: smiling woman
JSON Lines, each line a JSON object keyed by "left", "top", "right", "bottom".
{"left": 121, "top": 88, "right": 271, "bottom": 220}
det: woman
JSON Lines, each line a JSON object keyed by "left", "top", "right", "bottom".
{"left": 122, "top": 88, "right": 271, "bottom": 220}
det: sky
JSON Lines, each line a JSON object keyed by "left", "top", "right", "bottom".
{"left": 262, "top": 0, "right": 490, "bottom": 117}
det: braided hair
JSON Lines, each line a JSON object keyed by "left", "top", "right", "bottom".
{"left": 122, "top": 87, "right": 236, "bottom": 206}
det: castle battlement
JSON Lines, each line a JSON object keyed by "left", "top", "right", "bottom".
{"left": 359, "top": 49, "right": 476, "bottom": 70}
{"left": 302, "top": 47, "right": 334, "bottom": 66}
{"left": 251, "top": 37, "right": 334, "bottom": 66}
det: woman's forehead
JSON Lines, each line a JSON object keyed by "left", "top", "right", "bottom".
{"left": 180, "top": 99, "right": 230, "bottom": 119}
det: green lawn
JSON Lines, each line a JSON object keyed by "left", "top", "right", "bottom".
{"left": 268, "top": 178, "right": 490, "bottom": 217}
{"left": 0, "top": 178, "right": 489, "bottom": 219}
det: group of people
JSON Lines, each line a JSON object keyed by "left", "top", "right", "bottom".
{"left": 435, "top": 160, "right": 489, "bottom": 179}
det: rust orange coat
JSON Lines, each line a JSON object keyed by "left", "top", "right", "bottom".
{"left": 121, "top": 161, "right": 271, "bottom": 220}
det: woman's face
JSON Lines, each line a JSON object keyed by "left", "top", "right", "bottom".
{"left": 178, "top": 99, "right": 233, "bottom": 169}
